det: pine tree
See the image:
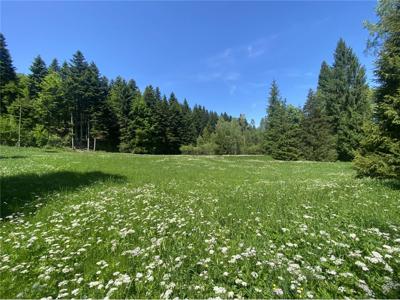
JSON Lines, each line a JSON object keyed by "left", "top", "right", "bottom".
{"left": 0, "top": 33, "right": 18, "bottom": 113}
{"left": 301, "top": 89, "right": 337, "bottom": 161}
{"left": 167, "top": 92, "right": 184, "bottom": 154}
{"left": 90, "top": 75, "right": 111, "bottom": 151}
{"left": 264, "top": 80, "right": 286, "bottom": 156}
{"left": 28, "top": 55, "right": 48, "bottom": 99}
{"left": 152, "top": 95, "right": 169, "bottom": 153}
{"left": 354, "top": 0, "right": 400, "bottom": 179}
{"left": 64, "top": 50, "right": 91, "bottom": 148}
{"left": 48, "top": 58, "right": 60, "bottom": 73}
{"left": 324, "top": 39, "right": 370, "bottom": 160}
{"left": 274, "top": 105, "right": 303, "bottom": 161}
{"left": 181, "top": 99, "right": 196, "bottom": 146}
{"left": 129, "top": 96, "right": 152, "bottom": 153}
{"left": 107, "top": 76, "right": 137, "bottom": 151}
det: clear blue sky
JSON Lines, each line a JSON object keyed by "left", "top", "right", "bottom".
{"left": 1, "top": 1, "right": 377, "bottom": 125}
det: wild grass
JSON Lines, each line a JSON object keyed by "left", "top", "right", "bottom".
{"left": 0, "top": 146, "right": 399, "bottom": 298}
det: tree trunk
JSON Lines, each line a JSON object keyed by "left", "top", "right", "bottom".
{"left": 80, "top": 113, "right": 83, "bottom": 148}
{"left": 17, "top": 102, "right": 21, "bottom": 147}
{"left": 87, "top": 119, "right": 90, "bottom": 151}
{"left": 93, "top": 137, "right": 96, "bottom": 152}
{"left": 71, "top": 112, "right": 74, "bottom": 149}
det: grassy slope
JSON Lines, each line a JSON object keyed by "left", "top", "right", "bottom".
{"left": 0, "top": 146, "right": 399, "bottom": 298}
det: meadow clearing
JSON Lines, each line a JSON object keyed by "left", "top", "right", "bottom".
{"left": 0, "top": 146, "right": 399, "bottom": 299}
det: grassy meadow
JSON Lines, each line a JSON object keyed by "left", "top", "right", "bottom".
{"left": 0, "top": 146, "right": 399, "bottom": 299}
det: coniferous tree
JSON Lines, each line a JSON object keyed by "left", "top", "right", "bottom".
{"left": 324, "top": 39, "right": 370, "bottom": 160}
{"left": 107, "top": 76, "right": 137, "bottom": 151}
{"left": 28, "top": 55, "right": 48, "bottom": 99}
{"left": 48, "top": 58, "right": 61, "bottom": 73}
{"left": 64, "top": 50, "right": 91, "bottom": 148}
{"left": 264, "top": 81, "right": 304, "bottom": 160}
{"left": 167, "top": 92, "right": 184, "bottom": 154}
{"left": 90, "top": 75, "right": 111, "bottom": 151}
{"left": 0, "top": 33, "right": 18, "bottom": 113}
{"left": 129, "top": 95, "right": 152, "bottom": 153}
{"left": 274, "top": 105, "right": 303, "bottom": 161}
{"left": 152, "top": 95, "right": 169, "bottom": 153}
{"left": 354, "top": 0, "right": 400, "bottom": 179}
{"left": 264, "top": 80, "right": 286, "bottom": 156}
{"left": 301, "top": 89, "right": 337, "bottom": 161}
{"left": 181, "top": 99, "right": 196, "bottom": 146}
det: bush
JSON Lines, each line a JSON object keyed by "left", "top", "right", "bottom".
{"left": 242, "top": 144, "right": 264, "bottom": 155}
{"left": 32, "top": 124, "right": 49, "bottom": 147}
{"left": 0, "top": 115, "right": 18, "bottom": 146}
{"left": 180, "top": 143, "right": 217, "bottom": 155}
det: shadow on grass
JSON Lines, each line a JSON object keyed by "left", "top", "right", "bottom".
{"left": 0, "top": 155, "right": 27, "bottom": 160}
{"left": 0, "top": 171, "right": 125, "bottom": 218}
{"left": 380, "top": 179, "right": 400, "bottom": 190}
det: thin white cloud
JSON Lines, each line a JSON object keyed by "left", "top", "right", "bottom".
{"left": 195, "top": 71, "right": 240, "bottom": 82}
{"left": 204, "top": 34, "right": 279, "bottom": 70}
{"left": 246, "top": 35, "right": 279, "bottom": 58}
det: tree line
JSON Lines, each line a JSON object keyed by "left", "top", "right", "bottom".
{"left": 0, "top": 0, "right": 398, "bottom": 179}
{"left": 0, "top": 41, "right": 236, "bottom": 154}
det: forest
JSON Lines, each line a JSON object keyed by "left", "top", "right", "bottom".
{"left": 0, "top": 0, "right": 399, "bottom": 179}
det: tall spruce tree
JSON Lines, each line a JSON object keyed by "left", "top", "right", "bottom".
{"left": 28, "top": 55, "right": 48, "bottom": 99}
{"left": 264, "top": 80, "right": 286, "bottom": 156}
{"left": 48, "top": 58, "right": 61, "bottom": 73}
{"left": 0, "top": 33, "right": 18, "bottom": 113}
{"left": 181, "top": 99, "right": 196, "bottom": 146}
{"left": 167, "top": 92, "right": 184, "bottom": 154}
{"left": 354, "top": 0, "right": 400, "bottom": 179}
{"left": 64, "top": 51, "right": 90, "bottom": 148}
{"left": 324, "top": 39, "right": 370, "bottom": 160}
{"left": 301, "top": 89, "right": 337, "bottom": 161}
{"left": 107, "top": 76, "right": 137, "bottom": 151}
{"left": 274, "top": 105, "right": 303, "bottom": 161}
{"left": 129, "top": 95, "right": 152, "bottom": 153}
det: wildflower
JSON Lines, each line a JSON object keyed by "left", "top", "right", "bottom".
{"left": 251, "top": 271, "right": 258, "bottom": 279}
{"left": 88, "top": 281, "right": 101, "bottom": 288}
{"left": 213, "top": 286, "right": 226, "bottom": 294}
{"left": 273, "top": 287, "right": 284, "bottom": 296}
{"left": 355, "top": 261, "right": 369, "bottom": 271}
{"left": 71, "top": 289, "right": 79, "bottom": 296}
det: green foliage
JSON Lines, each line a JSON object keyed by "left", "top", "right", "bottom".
{"left": 0, "top": 33, "right": 18, "bottom": 114}
{"left": 301, "top": 89, "right": 337, "bottom": 161}
{"left": 264, "top": 82, "right": 303, "bottom": 160}
{"left": 321, "top": 39, "right": 370, "bottom": 161}
{"left": 214, "top": 118, "right": 242, "bottom": 155}
{"left": 32, "top": 124, "right": 49, "bottom": 147}
{"left": 129, "top": 96, "right": 153, "bottom": 153}
{"left": 35, "top": 72, "right": 66, "bottom": 136}
{"left": 107, "top": 77, "right": 138, "bottom": 151}
{"left": 28, "top": 55, "right": 48, "bottom": 99}
{"left": 355, "top": 0, "right": 400, "bottom": 179}
{"left": 48, "top": 58, "right": 60, "bottom": 73}
{"left": 0, "top": 115, "right": 18, "bottom": 145}
{"left": 166, "top": 93, "right": 185, "bottom": 154}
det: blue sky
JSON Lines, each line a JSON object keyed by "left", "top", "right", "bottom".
{"left": 1, "top": 1, "right": 377, "bottom": 124}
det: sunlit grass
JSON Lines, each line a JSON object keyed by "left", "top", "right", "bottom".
{"left": 0, "top": 146, "right": 399, "bottom": 298}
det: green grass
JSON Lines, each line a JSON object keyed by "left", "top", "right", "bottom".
{"left": 0, "top": 146, "right": 399, "bottom": 299}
